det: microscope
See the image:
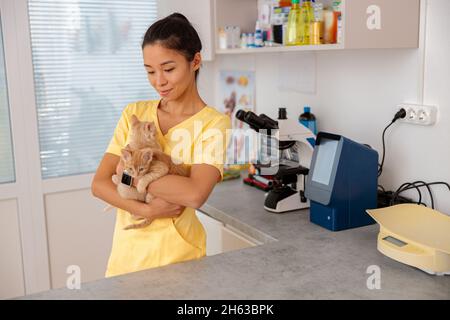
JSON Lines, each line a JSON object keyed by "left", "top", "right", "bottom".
{"left": 236, "top": 108, "right": 316, "bottom": 213}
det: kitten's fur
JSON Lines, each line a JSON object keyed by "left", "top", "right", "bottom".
{"left": 109, "top": 115, "right": 190, "bottom": 230}
{"left": 127, "top": 114, "right": 162, "bottom": 151}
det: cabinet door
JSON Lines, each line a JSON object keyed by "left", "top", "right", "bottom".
{"left": 221, "top": 226, "right": 258, "bottom": 253}
{"left": 196, "top": 210, "right": 224, "bottom": 256}
{"left": 45, "top": 190, "right": 115, "bottom": 289}
{"left": 196, "top": 210, "right": 258, "bottom": 256}
{"left": 157, "top": 0, "right": 214, "bottom": 61}
{"left": 345, "top": 0, "right": 420, "bottom": 49}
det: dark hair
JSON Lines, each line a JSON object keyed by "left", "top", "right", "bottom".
{"left": 142, "top": 13, "right": 202, "bottom": 80}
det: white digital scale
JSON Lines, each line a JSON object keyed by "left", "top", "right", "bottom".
{"left": 366, "top": 204, "right": 450, "bottom": 275}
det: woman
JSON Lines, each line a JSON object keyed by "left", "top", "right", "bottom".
{"left": 91, "top": 13, "right": 231, "bottom": 277}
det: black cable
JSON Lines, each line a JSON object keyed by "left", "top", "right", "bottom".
{"left": 398, "top": 181, "right": 450, "bottom": 209}
{"left": 378, "top": 121, "right": 395, "bottom": 177}
{"left": 403, "top": 181, "right": 434, "bottom": 209}
{"left": 394, "top": 182, "right": 424, "bottom": 207}
{"left": 378, "top": 108, "right": 406, "bottom": 177}
{"left": 375, "top": 109, "right": 450, "bottom": 210}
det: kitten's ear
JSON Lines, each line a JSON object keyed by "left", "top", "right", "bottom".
{"left": 130, "top": 114, "right": 139, "bottom": 126}
{"left": 121, "top": 148, "right": 132, "bottom": 161}
{"left": 141, "top": 148, "right": 153, "bottom": 163}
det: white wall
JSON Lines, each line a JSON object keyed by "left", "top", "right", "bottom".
{"left": 201, "top": 0, "right": 450, "bottom": 214}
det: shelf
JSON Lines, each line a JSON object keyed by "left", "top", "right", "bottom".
{"left": 215, "top": 43, "right": 344, "bottom": 55}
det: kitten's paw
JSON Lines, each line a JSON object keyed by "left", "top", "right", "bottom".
{"left": 136, "top": 180, "right": 149, "bottom": 193}
{"left": 145, "top": 193, "right": 153, "bottom": 203}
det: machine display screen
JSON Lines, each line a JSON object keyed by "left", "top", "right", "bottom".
{"left": 383, "top": 236, "right": 407, "bottom": 247}
{"left": 311, "top": 138, "right": 339, "bottom": 186}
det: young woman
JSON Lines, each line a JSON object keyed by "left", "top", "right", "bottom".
{"left": 91, "top": 13, "right": 231, "bottom": 277}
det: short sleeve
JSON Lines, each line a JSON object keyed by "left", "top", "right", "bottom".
{"left": 105, "top": 107, "right": 131, "bottom": 156}
{"left": 194, "top": 115, "right": 231, "bottom": 181}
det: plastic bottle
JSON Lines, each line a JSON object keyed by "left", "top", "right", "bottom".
{"left": 286, "top": 0, "right": 301, "bottom": 46}
{"left": 310, "top": 1, "right": 324, "bottom": 45}
{"left": 240, "top": 33, "right": 248, "bottom": 49}
{"left": 218, "top": 27, "right": 227, "bottom": 49}
{"left": 246, "top": 33, "right": 255, "bottom": 47}
{"left": 300, "top": 0, "right": 315, "bottom": 45}
{"left": 299, "top": 106, "right": 317, "bottom": 135}
{"left": 254, "top": 20, "right": 264, "bottom": 47}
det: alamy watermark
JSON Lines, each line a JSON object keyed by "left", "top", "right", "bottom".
{"left": 166, "top": 121, "right": 280, "bottom": 167}
{"left": 366, "top": 265, "right": 381, "bottom": 290}
{"left": 66, "top": 265, "right": 81, "bottom": 290}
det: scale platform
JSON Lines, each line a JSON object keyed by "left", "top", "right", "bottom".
{"left": 366, "top": 204, "right": 450, "bottom": 275}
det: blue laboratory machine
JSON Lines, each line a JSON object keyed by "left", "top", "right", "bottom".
{"left": 305, "top": 132, "right": 378, "bottom": 231}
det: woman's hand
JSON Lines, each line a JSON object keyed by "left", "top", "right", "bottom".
{"left": 116, "top": 161, "right": 124, "bottom": 176}
{"left": 133, "top": 197, "right": 185, "bottom": 220}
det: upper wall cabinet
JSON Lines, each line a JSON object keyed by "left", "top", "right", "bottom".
{"left": 344, "top": 0, "right": 420, "bottom": 49}
{"left": 158, "top": 0, "right": 420, "bottom": 59}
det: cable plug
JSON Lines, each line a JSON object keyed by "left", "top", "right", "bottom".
{"left": 392, "top": 108, "right": 406, "bottom": 123}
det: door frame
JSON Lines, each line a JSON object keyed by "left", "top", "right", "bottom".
{"left": 1, "top": 0, "right": 51, "bottom": 295}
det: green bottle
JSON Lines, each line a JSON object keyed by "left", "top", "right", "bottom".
{"left": 286, "top": 0, "right": 301, "bottom": 46}
{"left": 300, "top": 0, "right": 315, "bottom": 45}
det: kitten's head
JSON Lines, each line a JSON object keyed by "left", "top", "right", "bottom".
{"left": 130, "top": 114, "right": 157, "bottom": 144}
{"left": 121, "top": 146, "right": 153, "bottom": 178}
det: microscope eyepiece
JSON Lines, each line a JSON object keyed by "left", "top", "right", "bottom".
{"left": 235, "top": 109, "right": 246, "bottom": 122}
{"left": 278, "top": 108, "right": 287, "bottom": 120}
{"left": 235, "top": 109, "right": 278, "bottom": 131}
{"left": 244, "top": 111, "right": 266, "bottom": 129}
{"left": 259, "top": 114, "right": 278, "bottom": 129}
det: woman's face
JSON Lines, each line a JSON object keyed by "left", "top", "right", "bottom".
{"left": 142, "top": 44, "right": 199, "bottom": 101}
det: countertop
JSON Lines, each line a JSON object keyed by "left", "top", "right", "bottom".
{"left": 22, "top": 178, "right": 450, "bottom": 299}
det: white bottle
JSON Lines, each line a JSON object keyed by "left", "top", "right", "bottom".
{"left": 225, "top": 26, "right": 233, "bottom": 49}
{"left": 247, "top": 33, "right": 255, "bottom": 47}
{"left": 240, "top": 33, "right": 248, "bottom": 49}
{"left": 254, "top": 20, "right": 263, "bottom": 47}
{"left": 337, "top": 14, "right": 342, "bottom": 44}
{"left": 232, "top": 26, "right": 241, "bottom": 48}
{"left": 218, "top": 27, "right": 227, "bottom": 50}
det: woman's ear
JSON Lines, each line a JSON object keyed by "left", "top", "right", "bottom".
{"left": 192, "top": 52, "right": 202, "bottom": 72}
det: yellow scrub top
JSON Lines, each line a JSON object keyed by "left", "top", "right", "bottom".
{"left": 104, "top": 100, "right": 231, "bottom": 277}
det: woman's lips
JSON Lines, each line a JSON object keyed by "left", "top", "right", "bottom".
{"left": 159, "top": 89, "right": 172, "bottom": 96}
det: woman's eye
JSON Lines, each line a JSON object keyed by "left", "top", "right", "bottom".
{"left": 147, "top": 71, "right": 155, "bottom": 75}
{"left": 164, "top": 68, "right": 174, "bottom": 73}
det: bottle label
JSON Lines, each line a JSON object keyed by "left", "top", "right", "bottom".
{"left": 300, "top": 120, "right": 317, "bottom": 135}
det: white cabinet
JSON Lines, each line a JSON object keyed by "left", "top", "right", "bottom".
{"left": 158, "top": 0, "right": 420, "bottom": 58}
{"left": 196, "top": 210, "right": 259, "bottom": 256}
{"left": 44, "top": 190, "right": 115, "bottom": 289}
{"left": 343, "top": 0, "right": 420, "bottom": 49}
{"left": 213, "top": 0, "right": 420, "bottom": 55}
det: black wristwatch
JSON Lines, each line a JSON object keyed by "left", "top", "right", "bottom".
{"left": 121, "top": 171, "right": 134, "bottom": 187}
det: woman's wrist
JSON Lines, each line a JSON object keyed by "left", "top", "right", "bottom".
{"left": 128, "top": 199, "right": 150, "bottom": 217}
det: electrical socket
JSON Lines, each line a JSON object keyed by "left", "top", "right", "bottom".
{"left": 397, "top": 104, "right": 438, "bottom": 126}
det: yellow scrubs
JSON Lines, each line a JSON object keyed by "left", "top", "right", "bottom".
{"left": 104, "top": 100, "right": 231, "bottom": 277}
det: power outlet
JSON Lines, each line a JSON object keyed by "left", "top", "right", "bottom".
{"left": 397, "top": 104, "right": 438, "bottom": 126}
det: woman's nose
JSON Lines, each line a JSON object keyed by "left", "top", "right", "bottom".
{"left": 156, "top": 72, "right": 168, "bottom": 87}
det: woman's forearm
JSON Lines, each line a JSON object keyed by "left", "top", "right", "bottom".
{"left": 91, "top": 177, "right": 143, "bottom": 215}
{"left": 92, "top": 176, "right": 186, "bottom": 221}
{"left": 147, "top": 175, "right": 204, "bottom": 209}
